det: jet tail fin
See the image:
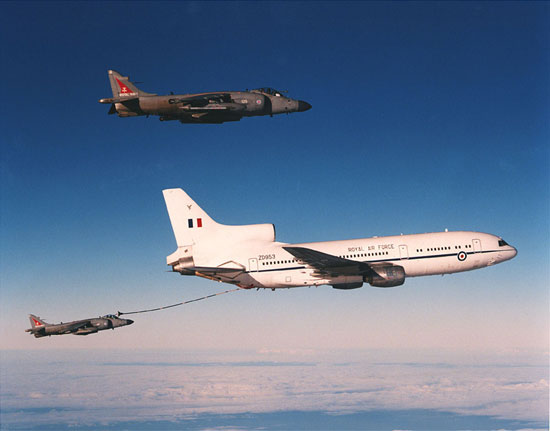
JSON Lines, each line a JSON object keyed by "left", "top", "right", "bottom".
{"left": 163, "top": 188, "right": 218, "bottom": 248}
{"left": 28, "top": 314, "right": 48, "bottom": 329}
{"left": 162, "top": 189, "right": 276, "bottom": 267}
{"left": 107, "top": 70, "right": 156, "bottom": 99}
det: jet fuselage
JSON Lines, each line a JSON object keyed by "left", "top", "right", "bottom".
{"left": 25, "top": 314, "right": 134, "bottom": 338}
{"left": 163, "top": 189, "right": 517, "bottom": 290}
{"left": 200, "top": 231, "right": 516, "bottom": 289}
{"left": 99, "top": 70, "right": 311, "bottom": 124}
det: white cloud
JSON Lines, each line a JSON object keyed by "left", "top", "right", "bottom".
{"left": 1, "top": 349, "right": 548, "bottom": 428}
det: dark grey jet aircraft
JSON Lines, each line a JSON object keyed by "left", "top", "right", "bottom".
{"left": 99, "top": 70, "right": 311, "bottom": 124}
{"left": 25, "top": 314, "right": 133, "bottom": 338}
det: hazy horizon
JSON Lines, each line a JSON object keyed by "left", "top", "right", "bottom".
{"left": 1, "top": 348, "right": 548, "bottom": 430}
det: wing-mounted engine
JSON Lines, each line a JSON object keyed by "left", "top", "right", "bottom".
{"left": 282, "top": 246, "right": 406, "bottom": 288}
{"left": 364, "top": 265, "right": 405, "bottom": 287}
{"left": 331, "top": 276, "right": 364, "bottom": 289}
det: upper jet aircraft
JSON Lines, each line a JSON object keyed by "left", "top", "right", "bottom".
{"left": 163, "top": 189, "right": 517, "bottom": 290}
{"left": 99, "top": 70, "right": 311, "bottom": 124}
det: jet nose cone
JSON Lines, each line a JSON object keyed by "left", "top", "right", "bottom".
{"left": 501, "top": 246, "right": 517, "bottom": 262}
{"left": 126, "top": 319, "right": 134, "bottom": 325}
{"left": 297, "top": 100, "right": 312, "bottom": 112}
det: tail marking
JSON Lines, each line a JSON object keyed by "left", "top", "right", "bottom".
{"left": 31, "top": 317, "right": 44, "bottom": 327}
{"left": 188, "top": 218, "right": 203, "bottom": 228}
{"left": 115, "top": 78, "right": 137, "bottom": 97}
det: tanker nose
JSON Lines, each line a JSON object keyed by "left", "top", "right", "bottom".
{"left": 297, "top": 100, "right": 312, "bottom": 112}
{"left": 500, "top": 246, "right": 517, "bottom": 263}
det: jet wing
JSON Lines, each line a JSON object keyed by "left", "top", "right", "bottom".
{"left": 177, "top": 111, "right": 243, "bottom": 124}
{"left": 169, "top": 93, "right": 232, "bottom": 107}
{"left": 283, "top": 246, "right": 375, "bottom": 277}
{"left": 62, "top": 320, "right": 94, "bottom": 333}
{"left": 181, "top": 106, "right": 232, "bottom": 111}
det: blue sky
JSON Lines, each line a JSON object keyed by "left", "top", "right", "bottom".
{"left": 0, "top": 1, "right": 548, "bottom": 429}
{"left": 2, "top": 0, "right": 547, "bottom": 349}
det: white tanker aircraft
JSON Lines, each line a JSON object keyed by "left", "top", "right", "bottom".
{"left": 163, "top": 189, "right": 517, "bottom": 290}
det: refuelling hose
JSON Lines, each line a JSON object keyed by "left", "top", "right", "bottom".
{"left": 117, "top": 287, "right": 243, "bottom": 316}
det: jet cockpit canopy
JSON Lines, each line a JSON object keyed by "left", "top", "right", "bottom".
{"left": 102, "top": 314, "right": 119, "bottom": 319}
{"left": 253, "top": 87, "right": 284, "bottom": 97}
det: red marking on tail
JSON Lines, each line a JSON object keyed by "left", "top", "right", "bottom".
{"left": 32, "top": 318, "right": 43, "bottom": 327}
{"left": 115, "top": 77, "right": 132, "bottom": 94}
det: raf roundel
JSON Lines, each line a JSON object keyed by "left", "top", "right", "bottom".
{"left": 457, "top": 251, "right": 467, "bottom": 261}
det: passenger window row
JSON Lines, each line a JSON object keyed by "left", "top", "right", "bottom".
{"left": 417, "top": 244, "right": 473, "bottom": 253}
{"left": 339, "top": 252, "right": 389, "bottom": 258}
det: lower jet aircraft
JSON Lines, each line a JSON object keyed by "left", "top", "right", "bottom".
{"left": 163, "top": 189, "right": 517, "bottom": 290}
{"left": 99, "top": 70, "right": 311, "bottom": 124}
{"left": 25, "top": 314, "right": 133, "bottom": 338}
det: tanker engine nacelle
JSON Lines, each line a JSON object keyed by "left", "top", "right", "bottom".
{"left": 331, "top": 276, "right": 364, "bottom": 289}
{"left": 365, "top": 265, "right": 406, "bottom": 288}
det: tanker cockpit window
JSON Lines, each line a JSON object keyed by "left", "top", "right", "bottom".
{"left": 498, "top": 239, "right": 509, "bottom": 247}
